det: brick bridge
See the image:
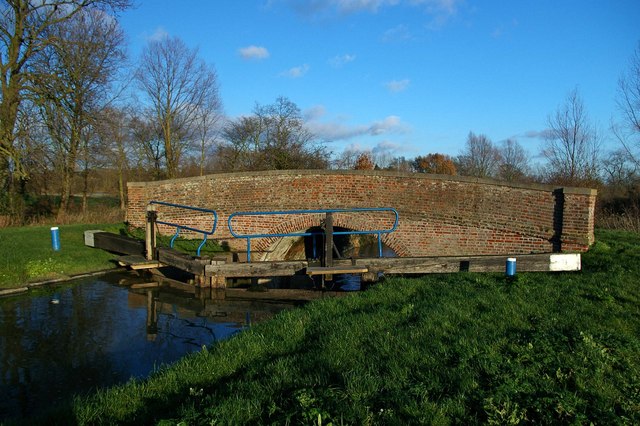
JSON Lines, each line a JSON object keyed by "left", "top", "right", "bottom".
{"left": 126, "top": 170, "right": 596, "bottom": 260}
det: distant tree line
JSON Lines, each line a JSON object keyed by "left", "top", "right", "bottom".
{"left": 0, "top": 2, "right": 639, "bottom": 227}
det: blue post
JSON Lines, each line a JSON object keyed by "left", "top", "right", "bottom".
{"left": 51, "top": 226, "right": 60, "bottom": 251}
{"left": 505, "top": 257, "right": 516, "bottom": 277}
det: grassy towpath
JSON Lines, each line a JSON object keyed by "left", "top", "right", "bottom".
{"left": 56, "top": 229, "right": 640, "bottom": 425}
{"left": 0, "top": 223, "right": 122, "bottom": 291}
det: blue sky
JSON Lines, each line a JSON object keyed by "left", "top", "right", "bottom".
{"left": 118, "top": 0, "right": 639, "bottom": 163}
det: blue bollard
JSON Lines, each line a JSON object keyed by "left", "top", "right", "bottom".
{"left": 505, "top": 257, "right": 516, "bottom": 277}
{"left": 51, "top": 226, "right": 60, "bottom": 251}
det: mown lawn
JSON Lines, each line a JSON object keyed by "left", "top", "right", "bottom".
{"left": 59, "top": 229, "right": 640, "bottom": 425}
{"left": 0, "top": 223, "right": 224, "bottom": 289}
{"left": 0, "top": 223, "right": 122, "bottom": 289}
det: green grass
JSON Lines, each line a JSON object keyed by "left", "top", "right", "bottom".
{"left": 0, "top": 223, "right": 123, "bottom": 288}
{"left": 124, "top": 226, "right": 225, "bottom": 257}
{"left": 0, "top": 223, "right": 225, "bottom": 289}
{"left": 58, "top": 229, "right": 640, "bottom": 425}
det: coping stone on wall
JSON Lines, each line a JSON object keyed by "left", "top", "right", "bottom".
{"left": 126, "top": 169, "right": 598, "bottom": 196}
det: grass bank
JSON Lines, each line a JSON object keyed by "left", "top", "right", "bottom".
{"left": 0, "top": 223, "right": 123, "bottom": 289}
{"left": 0, "top": 223, "right": 225, "bottom": 291}
{"left": 56, "top": 229, "right": 640, "bottom": 425}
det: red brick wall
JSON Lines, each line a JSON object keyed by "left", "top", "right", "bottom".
{"left": 126, "top": 170, "right": 596, "bottom": 257}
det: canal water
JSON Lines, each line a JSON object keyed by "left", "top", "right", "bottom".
{"left": 0, "top": 271, "right": 299, "bottom": 422}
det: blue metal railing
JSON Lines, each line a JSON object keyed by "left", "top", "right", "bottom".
{"left": 228, "top": 207, "right": 399, "bottom": 262}
{"left": 149, "top": 201, "right": 218, "bottom": 256}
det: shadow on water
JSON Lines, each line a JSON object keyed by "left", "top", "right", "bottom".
{"left": 0, "top": 271, "right": 299, "bottom": 423}
{"left": 281, "top": 229, "right": 397, "bottom": 292}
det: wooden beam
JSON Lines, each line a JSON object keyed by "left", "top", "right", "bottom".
{"left": 206, "top": 261, "right": 309, "bottom": 278}
{"left": 156, "top": 248, "right": 207, "bottom": 275}
{"left": 335, "top": 253, "right": 580, "bottom": 274}
{"left": 324, "top": 212, "right": 333, "bottom": 267}
{"left": 306, "top": 266, "right": 369, "bottom": 276}
{"left": 88, "top": 232, "right": 145, "bottom": 256}
{"left": 206, "top": 253, "right": 580, "bottom": 279}
{"left": 130, "top": 282, "right": 160, "bottom": 289}
{"left": 145, "top": 206, "right": 157, "bottom": 260}
{"left": 117, "top": 255, "right": 162, "bottom": 270}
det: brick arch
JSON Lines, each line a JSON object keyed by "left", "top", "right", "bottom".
{"left": 253, "top": 217, "right": 408, "bottom": 261}
{"left": 126, "top": 170, "right": 596, "bottom": 257}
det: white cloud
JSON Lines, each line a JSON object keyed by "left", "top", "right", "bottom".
{"left": 417, "top": 0, "right": 458, "bottom": 15}
{"left": 334, "top": 0, "right": 400, "bottom": 13}
{"left": 147, "top": 27, "right": 169, "bottom": 41}
{"left": 339, "top": 140, "right": 410, "bottom": 166}
{"left": 491, "top": 18, "right": 519, "bottom": 39}
{"left": 385, "top": 79, "right": 410, "bottom": 93}
{"left": 523, "top": 129, "right": 553, "bottom": 140}
{"left": 381, "top": 24, "right": 411, "bottom": 42}
{"left": 418, "top": 0, "right": 461, "bottom": 30}
{"left": 303, "top": 105, "right": 327, "bottom": 121}
{"left": 280, "top": 64, "right": 310, "bottom": 78}
{"left": 329, "top": 53, "right": 356, "bottom": 68}
{"left": 370, "top": 115, "right": 404, "bottom": 134}
{"left": 283, "top": 0, "right": 461, "bottom": 27}
{"left": 305, "top": 112, "right": 407, "bottom": 141}
{"left": 238, "top": 45, "right": 270, "bottom": 60}
{"left": 372, "top": 140, "right": 403, "bottom": 155}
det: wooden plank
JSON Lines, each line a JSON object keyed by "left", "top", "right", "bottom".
{"left": 206, "top": 261, "right": 309, "bottom": 278}
{"left": 91, "top": 232, "right": 145, "bottom": 256}
{"left": 306, "top": 266, "right": 369, "bottom": 276}
{"left": 207, "top": 253, "right": 581, "bottom": 278}
{"left": 336, "top": 253, "right": 579, "bottom": 274}
{"left": 117, "top": 255, "right": 162, "bottom": 270}
{"left": 130, "top": 282, "right": 160, "bottom": 289}
{"left": 156, "top": 248, "right": 206, "bottom": 275}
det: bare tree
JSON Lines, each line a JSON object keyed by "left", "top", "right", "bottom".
{"left": 333, "top": 148, "right": 361, "bottom": 170}
{"left": 0, "top": 0, "right": 130, "bottom": 213}
{"left": 456, "top": 132, "right": 502, "bottom": 178}
{"left": 135, "top": 36, "right": 221, "bottom": 179}
{"left": 602, "top": 148, "right": 638, "bottom": 191}
{"left": 615, "top": 42, "right": 640, "bottom": 165}
{"left": 128, "top": 111, "right": 164, "bottom": 180}
{"left": 255, "top": 97, "right": 328, "bottom": 170}
{"left": 32, "top": 8, "right": 125, "bottom": 219}
{"left": 217, "top": 97, "right": 329, "bottom": 171}
{"left": 542, "top": 88, "right": 600, "bottom": 185}
{"left": 217, "top": 115, "right": 265, "bottom": 171}
{"left": 195, "top": 97, "right": 222, "bottom": 176}
{"left": 497, "top": 139, "right": 530, "bottom": 182}
{"left": 384, "top": 156, "right": 413, "bottom": 173}
{"left": 95, "top": 106, "right": 131, "bottom": 210}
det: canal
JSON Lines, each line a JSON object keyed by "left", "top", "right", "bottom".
{"left": 0, "top": 271, "right": 301, "bottom": 422}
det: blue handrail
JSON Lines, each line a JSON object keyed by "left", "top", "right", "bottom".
{"left": 149, "top": 201, "right": 218, "bottom": 257}
{"left": 228, "top": 207, "right": 399, "bottom": 262}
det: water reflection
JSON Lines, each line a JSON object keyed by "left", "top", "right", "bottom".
{"left": 0, "top": 272, "right": 296, "bottom": 422}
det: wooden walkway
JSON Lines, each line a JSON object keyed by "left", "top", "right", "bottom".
{"left": 87, "top": 230, "right": 581, "bottom": 290}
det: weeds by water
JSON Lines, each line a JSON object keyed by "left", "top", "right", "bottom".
{"left": 63, "top": 229, "right": 640, "bottom": 425}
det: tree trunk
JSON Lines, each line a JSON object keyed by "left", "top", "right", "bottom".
{"left": 118, "top": 165, "right": 126, "bottom": 211}
{"left": 57, "top": 171, "right": 72, "bottom": 222}
{"left": 82, "top": 140, "right": 89, "bottom": 218}
{"left": 57, "top": 130, "right": 80, "bottom": 221}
